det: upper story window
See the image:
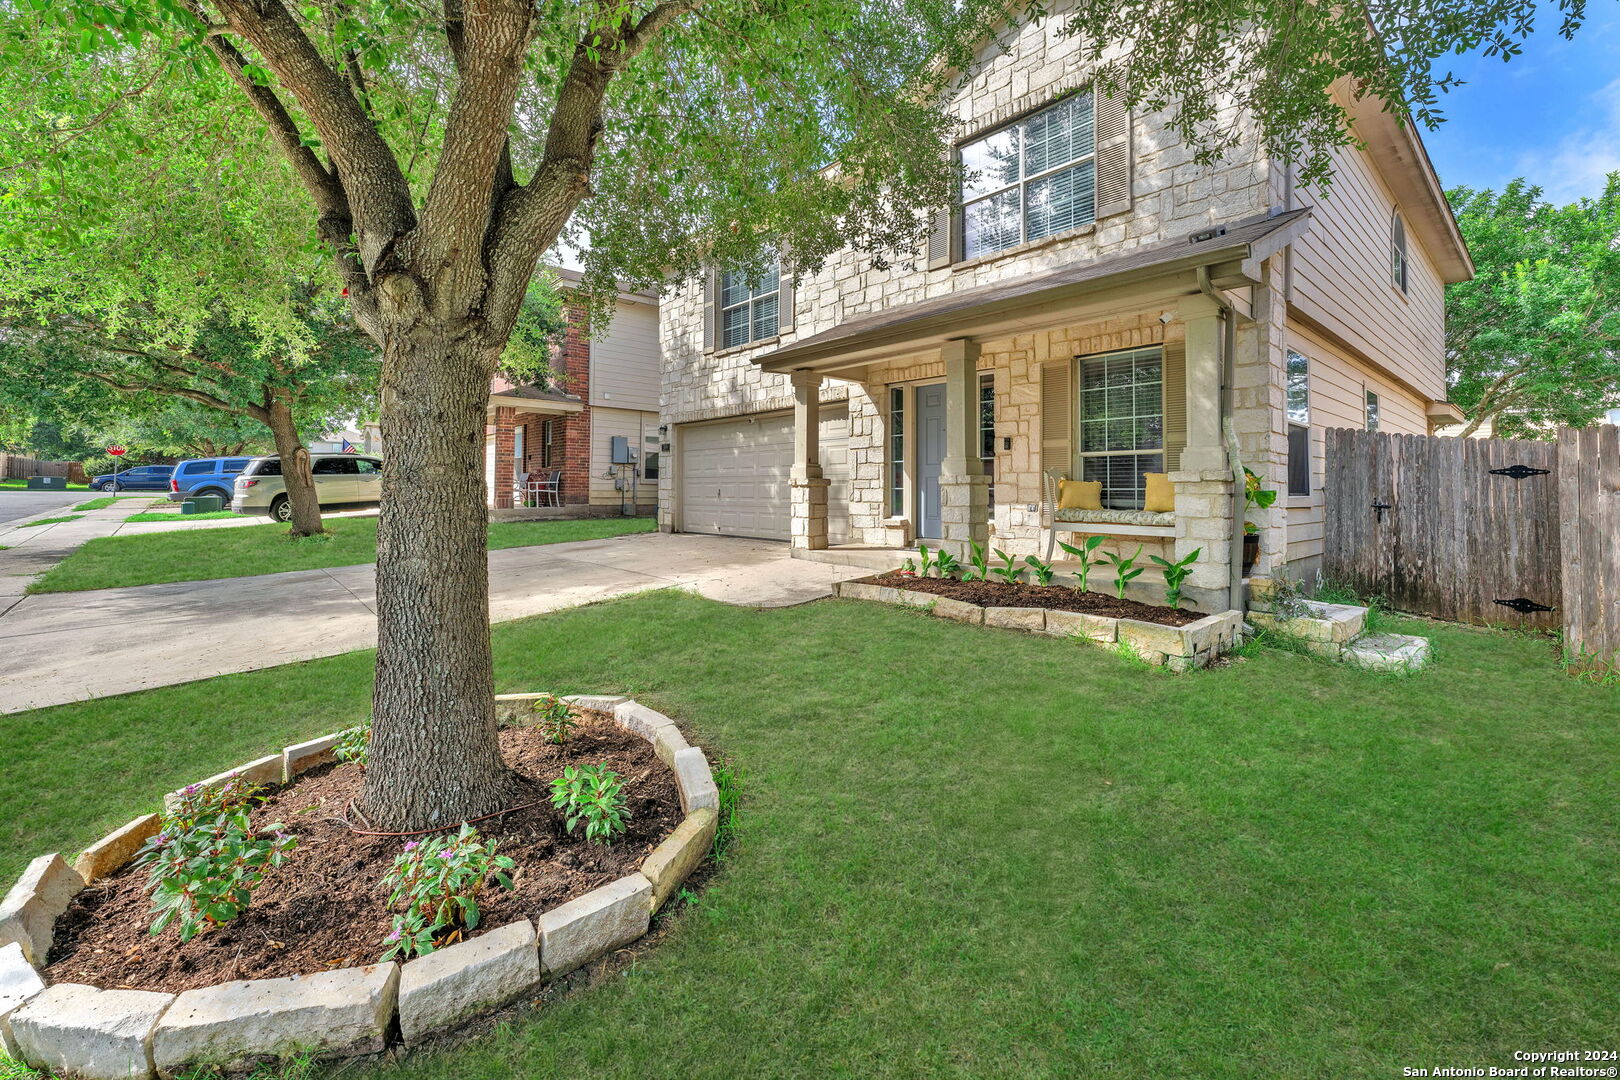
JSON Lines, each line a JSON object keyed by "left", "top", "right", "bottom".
{"left": 1366, "top": 390, "right": 1381, "bottom": 432}
{"left": 719, "top": 264, "right": 780, "bottom": 349}
{"left": 960, "top": 93, "right": 1096, "bottom": 260}
{"left": 1390, "top": 211, "right": 1408, "bottom": 293}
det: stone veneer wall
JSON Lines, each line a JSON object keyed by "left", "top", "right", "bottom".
{"left": 657, "top": 0, "right": 1273, "bottom": 533}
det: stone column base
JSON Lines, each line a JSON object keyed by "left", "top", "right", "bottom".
{"left": 938, "top": 473, "right": 990, "bottom": 558}
{"left": 1168, "top": 469, "right": 1236, "bottom": 594}
{"left": 790, "top": 476, "right": 831, "bottom": 551}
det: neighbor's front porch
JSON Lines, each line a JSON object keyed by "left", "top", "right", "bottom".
{"left": 486, "top": 381, "right": 587, "bottom": 510}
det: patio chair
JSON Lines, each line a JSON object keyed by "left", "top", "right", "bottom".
{"left": 529, "top": 469, "right": 562, "bottom": 507}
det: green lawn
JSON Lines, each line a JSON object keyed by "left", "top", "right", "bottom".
{"left": 27, "top": 516, "right": 657, "bottom": 593}
{"left": 122, "top": 508, "right": 238, "bottom": 522}
{"left": 3, "top": 593, "right": 1614, "bottom": 1078}
{"left": 0, "top": 479, "right": 88, "bottom": 491}
{"left": 14, "top": 515, "right": 79, "bottom": 528}
{"left": 73, "top": 496, "right": 153, "bottom": 512}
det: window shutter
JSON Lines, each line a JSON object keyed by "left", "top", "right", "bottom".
{"left": 1094, "top": 88, "right": 1132, "bottom": 218}
{"left": 701, "top": 268, "right": 718, "bottom": 352}
{"left": 1161, "top": 340, "right": 1187, "bottom": 471}
{"left": 1040, "top": 359, "right": 1074, "bottom": 480}
{"left": 777, "top": 266, "right": 795, "bottom": 334}
{"left": 926, "top": 206, "right": 956, "bottom": 270}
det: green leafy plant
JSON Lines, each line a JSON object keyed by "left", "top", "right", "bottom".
{"left": 1023, "top": 555, "right": 1055, "bottom": 586}
{"left": 991, "top": 548, "right": 1022, "bottom": 584}
{"left": 1058, "top": 535, "right": 1107, "bottom": 593}
{"left": 379, "top": 823, "right": 515, "bottom": 961}
{"left": 1150, "top": 547, "right": 1201, "bottom": 609}
{"left": 934, "top": 549, "right": 961, "bottom": 579}
{"left": 528, "top": 694, "right": 577, "bottom": 744}
{"left": 333, "top": 717, "right": 372, "bottom": 767}
{"left": 711, "top": 757, "right": 744, "bottom": 861}
{"left": 549, "top": 763, "right": 630, "bottom": 845}
{"left": 137, "top": 804, "right": 296, "bottom": 943}
{"left": 164, "top": 773, "right": 267, "bottom": 830}
{"left": 1243, "top": 466, "right": 1278, "bottom": 536}
{"left": 1102, "top": 544, "right": 1145, "bottom": 600}
{"left": 916, "top": 544, "right": 934, "bottom": 578}
{"left": 962, "top": 540, "right": 990, "bottom": 582}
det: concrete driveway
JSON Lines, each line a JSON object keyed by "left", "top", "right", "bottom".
{"left": 0, "top": 532, "right": 870, "bottom": 714}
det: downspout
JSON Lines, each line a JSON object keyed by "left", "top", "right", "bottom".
{"left": 1197, "top": 265, "right": 1248, "bottom": 613}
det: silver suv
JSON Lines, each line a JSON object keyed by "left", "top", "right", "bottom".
{"left": 232, "top": 454, "right": 384, "bottom": 522}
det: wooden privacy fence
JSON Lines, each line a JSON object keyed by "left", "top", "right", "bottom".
{"left": 1559, "top": 424, "right": 1620, "bottom": 677}
{"left": 0, "top": 454, "right": 72, "bottom": 480}
{"left": 1323, "top": 428, "right": 1561, "bottom": 630}
{"left": 1324, "top": 426, "right": 1620, "bottom": 674}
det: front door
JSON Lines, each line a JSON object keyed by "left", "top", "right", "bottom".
{"left": 916, "top": 383, "right": 946, "bottom": 539}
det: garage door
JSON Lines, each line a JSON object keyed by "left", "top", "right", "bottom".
{"left": 679, "top": 408, "right": 848, "bottom": 543}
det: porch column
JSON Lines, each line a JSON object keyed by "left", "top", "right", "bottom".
{"left": 938, "top": 338, "right": 989, "bottom": 558}
{"left": 1177, "top": 294, "right": 1227, "bottom": 474}
{"left": 789, "top": 369, "right": 830, "bottom": 551}
{"left": 1171, "top": 294, "right": 1236, "bottom": 608}
{"left": 493, "top": 406, "right": 516, "bottom": 510}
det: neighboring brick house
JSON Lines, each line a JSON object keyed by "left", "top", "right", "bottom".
{"left": 487, "top": 268, "right": 661, "bottom": 516}
{"left": 656, "top": 5, "right": 1471, "bottom": 611}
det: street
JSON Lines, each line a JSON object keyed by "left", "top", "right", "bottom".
{"left": 0, "top": 490, "right": 82, "bottom": 525}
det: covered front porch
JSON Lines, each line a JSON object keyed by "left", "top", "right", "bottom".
{"left": 754, "top": 212, "right": 1308, "bottom": 612}
{"left": 486, "top": 382, "right": 586, "bottom": 510}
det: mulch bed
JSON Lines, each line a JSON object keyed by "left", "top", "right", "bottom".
{"left": 43, "top": 710, "right": 680, "bottom": 994}
{"left": 861, "top": 572, "right": 1203, "bottom": 627}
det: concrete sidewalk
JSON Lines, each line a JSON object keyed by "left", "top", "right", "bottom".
{"left": 0, "top": 532, "right": 870, "bottom": 714}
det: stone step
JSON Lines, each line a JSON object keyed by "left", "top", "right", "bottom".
{"left": 1342, "top": 632, "right": 1432, "bottom": 673}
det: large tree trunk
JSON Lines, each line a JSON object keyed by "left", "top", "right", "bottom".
{"left": 265, "top": 396, "right": 324, "bottom": 536}
{"left": 361, "top": 319, "right": 513, "bottom": 831}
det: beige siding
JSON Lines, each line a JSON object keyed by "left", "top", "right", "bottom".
{"left": 1287, "top": 139, "right": 1448, "bottom": 401}
{"left": 588, "top": 406, "right": 660, "bottom": 507}
{"left": 591, "top": 299, "right": 660, "bottom": 413}
{"left": 1283, "top": 324, "right": 1429, "bottom": 567}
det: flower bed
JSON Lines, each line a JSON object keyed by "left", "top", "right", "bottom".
{"left": 0, "top": 696, "right": 720, "bottom": 1079}
{"left": 836, "top": 578, "right": 1244, "bottom": 672}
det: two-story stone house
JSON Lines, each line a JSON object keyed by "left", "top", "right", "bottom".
{"left": 655, "top": 9, "right": 1471, "bottom": 611}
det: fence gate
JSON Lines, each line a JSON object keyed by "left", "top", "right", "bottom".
{"left": 1323, "top": 428, "right": 1562, "bottom": 630}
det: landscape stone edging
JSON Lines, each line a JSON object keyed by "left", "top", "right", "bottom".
{"left": 6, "top": 695, "right": 715, "bottom": 1079}
{"left": 834, "top": 579, "right": 1244, "bottom": 671}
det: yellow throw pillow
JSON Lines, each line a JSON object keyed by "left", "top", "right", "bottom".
{"left": 1143, "top": 473, "right": 1175, "bottom": 513}
{"left": 1058, "top": 479, "right": 1102, "bottom": 510}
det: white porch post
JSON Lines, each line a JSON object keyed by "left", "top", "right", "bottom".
{"left": 1170, "top": 294, "right": 1235, "bottom": 602}
{"left": 789, "top": 368, "right": 830, "bottom": 551}
{"left": 938, "top": 338, "right": 989, "bottom": 558}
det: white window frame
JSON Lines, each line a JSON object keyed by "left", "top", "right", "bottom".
{"left": 1390, "top": 211, "right": 1408, "bottom": 293}
{"left": 1076, "top": 345, "right": 1165, "bottom": 510}
{"left": 960, "top": 93, "right": 1097, "bottom": 260}
{"left": 1366, "top": 389, "right": 1381, "bottom": 432}
{"left": 718, "top": 263, "right": 781, "bottom": 350}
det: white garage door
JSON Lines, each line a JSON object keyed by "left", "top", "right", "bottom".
{"left": 679, "top": 408, "right": 848, "bottom": 543}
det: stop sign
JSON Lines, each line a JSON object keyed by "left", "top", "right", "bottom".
{"left": 107, "top": 446, "right": 127, "bottom": 457}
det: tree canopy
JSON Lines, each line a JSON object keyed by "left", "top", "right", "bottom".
{"left": 1446, "top": 175, "right": 1620, "bottom": 438}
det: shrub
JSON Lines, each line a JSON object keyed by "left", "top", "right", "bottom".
{"left": 549, "top": 763, "right": 630, "bottom": 845}
{"left": 1058, "top": 535, "right": 1105, "bottom": 593}
{"left": 934, "top": 549, "right": 961, "bottom": 579}
{"left": 165, "top": 773, "right": 266, "bottom": 830}
{"left": 1149, "top": 547, "right": 1201, "bottom": 609}
{"left": 334, "top": 717, "right": 371, "bottom": 766}
{"left": 528, "top": 694, "right": 577, "bottom": 744}
{"left": 1101, "top": 544, "right": 1145, "bottom": 600}
{"left": 137, "top": 808, "right": 296, "bottom": 943}
{"left": 1023, "top": 555, "right": 1055, "bottom": 586}
{"left": 962, "top": 540, "right": 990, "bottom": 582}
{"left": 379, "top": 823, "right": 515, "bottom": 961}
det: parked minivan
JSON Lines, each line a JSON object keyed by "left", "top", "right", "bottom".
{"left": 167, "top": 457, "right": 256, "bottom": 504}
{"left": 232, "top": 454, "right": 384, "bottom": 522}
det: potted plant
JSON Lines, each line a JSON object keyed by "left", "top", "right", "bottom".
{"left": 1242, "top": 467, "right": 1277, "bottom": 577}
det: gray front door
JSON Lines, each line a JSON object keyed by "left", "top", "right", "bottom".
{"left": 917, "top": 383, "right": 945, "bottom": 539}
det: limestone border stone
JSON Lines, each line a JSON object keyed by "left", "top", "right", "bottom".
{"left": 833, "top": 578, "right": 1244, "bottom": 671}
{"left": 4, "top": 695, "right": 719, "bottom": 1078}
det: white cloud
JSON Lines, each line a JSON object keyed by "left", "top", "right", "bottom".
{"left": 1516, "top": 76, "right": 1620, "bottom": 202}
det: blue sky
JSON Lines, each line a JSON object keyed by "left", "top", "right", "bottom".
{"left": 1421, "top": 3, "right": 1620, "bottom": 202}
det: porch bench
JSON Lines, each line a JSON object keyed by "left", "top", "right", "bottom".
{"left": 1041, "top": 472, "right": 1176, "bottom": 561}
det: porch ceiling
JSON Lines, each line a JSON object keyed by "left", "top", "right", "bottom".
{"left": 754, "top": 208, "right": 1312, "bottom": 377}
